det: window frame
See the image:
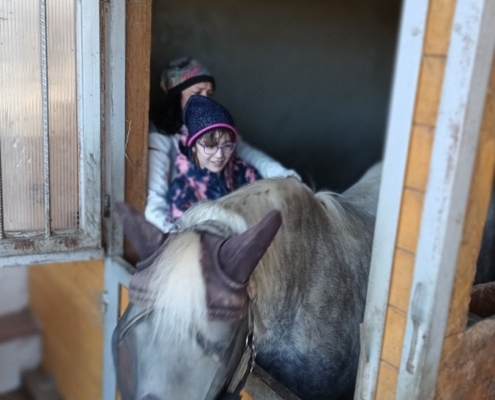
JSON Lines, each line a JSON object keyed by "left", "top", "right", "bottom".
{"left": 0, "top": 0, "right": 103, "bottom": 266}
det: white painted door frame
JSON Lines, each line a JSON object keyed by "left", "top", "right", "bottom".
{"left": 354, "top": 0, "right": 430, "bottom": 397}
{"left": 101, "top": 0, "right": 127, "bottom": 399}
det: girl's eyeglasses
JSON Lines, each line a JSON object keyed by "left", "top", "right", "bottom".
{"left": 196, "top": 141, "right": 236, "bottom": 156}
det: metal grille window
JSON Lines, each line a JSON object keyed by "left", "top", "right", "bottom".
{"left": 0, "top": 0, "right": 102, "bottom": 266}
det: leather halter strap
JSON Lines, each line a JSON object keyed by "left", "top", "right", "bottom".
{"left": 198, "top": 305, "right": 256, "bottom": 400}
{"left": 225, "top": 306, "right": 255, "bottom": 394}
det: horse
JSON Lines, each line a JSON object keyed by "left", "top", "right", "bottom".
{"left": 113, "top": 162, "right": 382, "bottom": 400}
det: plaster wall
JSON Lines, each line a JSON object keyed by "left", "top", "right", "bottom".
{"left": 150, "top": 0, "right": 400, "bottom": 190}
{"left": 0, "top": 267, "right": 28, "bottom": 316}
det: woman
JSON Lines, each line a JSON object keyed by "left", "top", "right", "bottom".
{"left": 146, "top": 56, "right": 299, "bottom": 232}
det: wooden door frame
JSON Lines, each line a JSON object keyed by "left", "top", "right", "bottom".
{"left": 102, "top": 1, "right": 152, "bottom": 400}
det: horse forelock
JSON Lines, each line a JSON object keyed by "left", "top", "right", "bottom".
{"left": 150, "top": 232, "right": 209, "bottom": 343}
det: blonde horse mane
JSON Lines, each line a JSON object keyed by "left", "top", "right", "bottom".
{"left": 149, "top": 232, "right": 209, "bottom": 343}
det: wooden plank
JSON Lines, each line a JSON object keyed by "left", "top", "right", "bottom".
{"left": 31, "top": 262, "right": 103, "bottom": 329}
{"left": 29, "top": 261, "right": 104, "bottom": 400}
{"left": 119, "top": 285, "right": 129, "bottom": 315}
{"left": 413, "top": 56, "right": 446, "bottom": 127}
{"left": 444, "top": 138, "right": 495, "bottom": 334}
{"left": 396, "top": 188, "right": 424, "bottom": 253}
{"left": 481, "top": 58, "right": 495, "bottom": 192}
{"left": 388, "top": 249, "right": 415, "bottom": 313}
{"left": 381, "top": 307, "right": 407, "bottom": 368}
{"left": 124, "top": 0, "right": 151, "bottom": 211}
{"left": 424, "top": 0, "right": 457, "bottom": 56}
{"left": 404, "top": 125, "right": 434, "bottom": 192}
{"left": 375, "top": 361, "right": 399, "bottom": 400}
{"left": 124, "top": 0, "right": 152, "bottom": 263}
{"left": 443, "top": 59, "right": 495, "bottom": 336}
{"left": 434, "top": 318, "right": 495, "bottom": 400}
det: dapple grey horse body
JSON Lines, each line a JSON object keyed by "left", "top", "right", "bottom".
{"left": 114, "top": 162, "right": 382, "bottom": 400}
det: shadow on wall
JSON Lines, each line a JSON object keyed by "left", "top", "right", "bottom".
{"left": 150, "top": 0, "right": 401, "bottom": 191}
{"left": 476, "top": 190, "right": 495, "bottom": 285}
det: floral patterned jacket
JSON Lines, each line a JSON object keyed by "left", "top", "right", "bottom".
{"left": 165, "top": 138, "right": 261, "bottom": 222}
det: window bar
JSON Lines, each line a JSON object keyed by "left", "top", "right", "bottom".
{"left": 39, "top": 0, "right": 51, "bottom": 237}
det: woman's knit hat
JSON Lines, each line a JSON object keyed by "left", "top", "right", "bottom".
{"left": 183, "top": 95, "right": 238, "bottom": 147}
{"left": 161, "top": 57, "right": 216, "bottom": 97}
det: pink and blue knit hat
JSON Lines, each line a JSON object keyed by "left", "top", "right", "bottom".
{"left": 183, "top": 95, "right": 238, "bottom": 147}
{"left": 161, "top": 57, "right": 216, "bottom": 97}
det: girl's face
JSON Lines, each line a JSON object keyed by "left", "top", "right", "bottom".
{"left": 193, "top": 131, "right": 235, "bottom": 174}
{"left": 181, "top": 82, "right": 214, "bottom": 109}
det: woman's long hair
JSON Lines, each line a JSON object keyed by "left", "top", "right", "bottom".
{"left": 150, "top": 92, "right": 183, "bottom": 135}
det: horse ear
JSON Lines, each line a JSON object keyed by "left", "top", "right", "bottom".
{"left": 114, "top": 202, "right": 168, "bottom": 261}
{"left": 219, "top": 210, "right": 282, "bottom": 284}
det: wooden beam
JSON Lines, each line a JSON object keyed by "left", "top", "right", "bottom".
{"left": 396, "top": 188, "right": 424, "bottom": 253}
{"left": 389, "top": 249, "right": 415, "bottom": 313}
{"left": 413, "top": 57, "right": 446, "bottom": 127}
{"left": 124, "top": 0, "right": 152, "bottom": 263}
{"left": 444, "top": 57, "right": 495, "bottom": 336}
{"left": 404, "top": 125, "right": 434, "bottom": 192}
{"left": 424, "top": 0, "right": 457, "bottom": 56}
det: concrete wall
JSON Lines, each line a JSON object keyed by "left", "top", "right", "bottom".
{"left": 150, "top": 0, "right": 401, "bottom": 191}
{"left": 0, "top": 267, "right": 41, "bottom": 394}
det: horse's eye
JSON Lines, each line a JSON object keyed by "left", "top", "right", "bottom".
{"left": 196, "top": 332, "right": 230, "bottom": 362}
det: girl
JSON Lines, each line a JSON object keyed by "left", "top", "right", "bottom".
{"left": 165, "top": 95, "right": 260, "bottom": 222}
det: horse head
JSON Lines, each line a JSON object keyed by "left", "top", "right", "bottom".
{"left": 113, "top": 203, "right": 282, "bottom": 400}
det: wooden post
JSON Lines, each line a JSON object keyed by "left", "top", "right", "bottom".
{"left": 124, "top": 0, "right": 152, "bottom": 263}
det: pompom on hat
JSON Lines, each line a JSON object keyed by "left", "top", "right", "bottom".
{"left": 183, "top": 95, "right": 238, "bottom": 147}
{"left": 160, "top": 57, "right": 216, "bottom": 97}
